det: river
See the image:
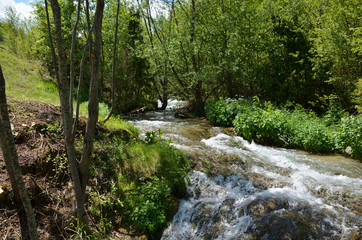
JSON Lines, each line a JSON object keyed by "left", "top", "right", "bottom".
{"left": 127, "top": 100, "right": 361, "bottom": 240}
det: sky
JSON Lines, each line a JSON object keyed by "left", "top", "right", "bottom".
{"left": 0, "top": 0, "right": 168, "bottom": 21}
{"left": 0, "top": 0, "right": 35, "bottom": 19}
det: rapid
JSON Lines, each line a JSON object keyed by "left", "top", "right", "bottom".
{"left": 127, "top": 100, "right": 361, "bottom": 240}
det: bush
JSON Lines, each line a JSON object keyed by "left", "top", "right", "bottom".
{"left": 233, "top": 102, "right": 288, "bottom": 146}
{"left": 89, "top": 130, "right": 189, "bottom": 237}
{"left": 205, "top": 98, "right": 251, "bottom": 126}
{"left": 233, "top": 102, "right": 335, "bottom": 153}
{"left": 125, "top": 176, "right": 171, "bottom": 235}
{"left": 334, "top": 115, "right": 362, "bottom": 158}
{"left": 207, "top": 98, "right": 355, "bottom": 155}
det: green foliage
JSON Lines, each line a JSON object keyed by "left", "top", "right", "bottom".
{"left": 334, "top": 115, "right": 362, "bottom": 158}
{"left": 125, "top": 176, "right": 171, "bottom": 235}
{"left": 233, "top": 101, "right": 335, "bottom": 153}
{"left": 205, "top": 99, "right": 252, "bottom": 126}
{"left": 0, "top": 7, "right": 36, "bottom": 58}
{"left": 89, "top": 130, "right": 189, "bottom": 237}
{"left": 79, "top": 101, "right": 110, "bottom": 121}
{"left": 208, "top": 98, "right": 361, "bottom": 158}
{"left": 323, "top": 104, "right": 347, "bottom": 126}
{"left": 145, "top": 129, "right": 164, "bottom": 144}
{"left": 102, "top": 4, "right": 156, "bottom": 114}
{"left": 67, "top": 218, "right": 96, "bottom": 240}
{"left": 40, "top": 123, "right": 61, "bottom": 138}
{"left": 353, "top": 78, "right": 362, "bottom": 113}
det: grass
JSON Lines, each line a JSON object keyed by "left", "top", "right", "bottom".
{"left": 0, "top": 45, "right": 60, "bottom": 105}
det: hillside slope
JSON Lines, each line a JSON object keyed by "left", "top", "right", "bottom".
{"left": 0, "top": 45, "right": 59, "bottom": 105}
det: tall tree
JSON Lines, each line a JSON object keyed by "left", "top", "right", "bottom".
{"left": 46, "top": 0, "right": 104, "bottom": 225}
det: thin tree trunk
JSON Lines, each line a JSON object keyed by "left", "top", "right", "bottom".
{"left": 69, "top": 0, "right": 82, "bottom": 116}
{"left": 79, "top": 0, "right": 104, "bottom": 206}
{"left": 47, "top": 0, "right": 104, "bottom": 226}
{"left": 45, "top": 0, "right": 59, "bottom": 84}
{"left": 190, "top": 0, "right": 204, "bottom": 115}
{"left": 73, "top": 24, "right": 94, "bottom": 136}
{"left": 48, "top": 0, "right": 87, "bottom": 223}
{"left": 0, "top": 65, "right": 39, "bottom": 240}
{"left": 104, "top": 0, "right": 120, "bottom": 123}
{"left": 85, "top": 0, "right": 93, "bottom": 74}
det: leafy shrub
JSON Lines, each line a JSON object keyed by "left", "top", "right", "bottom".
{"left": 145, "top": 129, "right": 165, "bottom": 144}
{"left": 89, "top": 130, "right": 189, "bottom": 237}
{"left": 334, "top": 115, "right": 362, "bottom": 158}
{"left": 205, "top": 98, "right": 340, "bottom": 153}
{"left": 323, "top": 104, "right": 347, "bottom": 126}
{"left": 233, "top": 103, "right": 335, "bottom": 153}
{"left": 205, "top": 98, "right": 251, "bottom": 126}
{"left": 233, "top": 102, "right": 288, "bottom": 146}
{"left": 125, "top": 177, "right": 171, "bottom": 235}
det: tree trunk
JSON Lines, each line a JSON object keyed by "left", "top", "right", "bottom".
{"left": 73, "top": 24, "right": 94, "bottom": 136}
{"left": 190, "top": 0, "right": 204, "bottom": 115}
{"left": 48, "top": 0, "right": 87, "bottom": 223}
{"left": 47, "top": 0, "right": 104, "bottom": 226}
{"left": 0, "top": 65, "right": 39, "bottom": 240}
{"left": 79, "top": 0, "right": 104, "bottom": 199}
{"left": 69, "top": 0, "right": 82, "bottom": 116}
{"left": 104, "top": 0, "right": 120, "bottom": 123}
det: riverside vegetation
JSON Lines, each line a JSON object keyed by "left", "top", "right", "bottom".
{"left": 0, "top": 45, "right": 189, "bottom": 239}
{"left": 206, "top": 98, "right": 362, "bottom": 159}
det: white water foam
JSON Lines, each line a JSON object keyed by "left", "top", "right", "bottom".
{"left": 202, "top": 134, "right": 362, "bottom": 197}
{"left": 157, "top": 98, "right": 187, "bottom": 110}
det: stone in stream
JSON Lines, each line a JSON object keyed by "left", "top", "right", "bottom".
{"left": 243, "top": 197, "right": 340, "bottom": 240}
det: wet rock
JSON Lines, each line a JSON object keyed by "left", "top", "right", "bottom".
{"left": 174, "top": 112, "right": 191, "bottom": 119}
{"left": 247, "top": 214, "right": 313, "bottom": 240}
{"left": 218, "top": 198, "right": 236, "bottom": 220}
{"left": 245, "top": 204, "right": 340, "bottom": 240}
{"left": 245, "top": 197, "right": 289, "bottom": 217}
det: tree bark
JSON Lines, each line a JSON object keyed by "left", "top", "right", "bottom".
{"left": 79, "top": 0, "right": 104, "bottom": 196}
{"left": 44, "top": 0, "right": 59, "bottom": 84}
{"left": 69, "top": 0, "right": 82, "bottom": 116}
{"left": 104, "top": 0, "right": 120, "bottom": 123}
{"left": 73, "top": 23, "right": 94, "bottom": 136}
{"left": 190, "top": 0, "right": 204, "bottom": 115}
{"left": 0, "top": 65, "right": 39, "bottom": 240}
{"left": 48, "top": 0, "right": 87, "bottom": 223}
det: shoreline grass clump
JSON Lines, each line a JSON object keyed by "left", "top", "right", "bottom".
{"left": 89, "top": 129, "right": 190, "bottom": 238}
{"left": 206, "top": 98, "right": 362, "bottom": 159}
